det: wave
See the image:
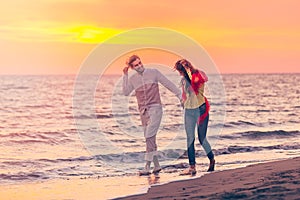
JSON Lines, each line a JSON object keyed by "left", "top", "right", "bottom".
{"left": 1, "top": 131, "right": 68, "bottom": 138}
{"left": 4, "top": 142, "right": 297, "bottom": 168}
{"left": 214, "top": 143, "right": 300, "bottom": 156}
{"left": 1, "top": 131, "right": 73, "bottom": 145}
{"left": 94, "top": 149, "right": 186, "bottom": 164}
{"left": 73, "top": 114, "right": 97, "bottom": 119}
{"left": 227, "top": 120, "right": 258, "bottom": 127}
{"left": 0, "top": 172, "right": 48, "bottom": 183}
{"left": 210, "top": 121, "right": 259, "bottom": 128}
{"left": 1, "top": 142, "right": 299, "bottom": 183}
{"left": 2, "top": 86, "right": 30, "bottom": 90}
{"left": 90, "top": 142, "right": 300, "bottom": 163}
{"left": 219, "top": 130, "right": 300, "bottom": 140}
{"left": 96, "top": 113, "right": 139, "bottom": 119}
{"left": 96, "top": 114, "right": 113, "bottom": 119}
{"left": 175, "top": 143, "right": 300, "bottom": 158}
{"left": 24, "top": 104, "right": 54, "bottom": 109}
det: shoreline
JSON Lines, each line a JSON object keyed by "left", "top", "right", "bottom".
{"left": 116, "top": 156, "right": 300, "bottom": 200}
{"left": 0, "top": 157, "right": 299, "bottom": 200}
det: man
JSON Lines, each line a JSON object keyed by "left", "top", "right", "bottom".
{"left": 122, "top": 55, "right": 182, "bottom": 175}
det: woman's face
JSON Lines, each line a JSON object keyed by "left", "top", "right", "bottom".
{"left": 178, "top": 70, "right": 184, "bottom": 76}
{"left": 176, "top": 62, "right": 186, "bottom": 76}
{"left": 181, "top": 61, "right": 189, "bottom": 70}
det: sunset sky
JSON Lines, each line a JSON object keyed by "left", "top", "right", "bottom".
{"left": 0, "top": 0, "right": 299, "bottom": 74}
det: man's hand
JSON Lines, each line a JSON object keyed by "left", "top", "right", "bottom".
{"left": 123, "top": 66, "right": 129, "bottom": 75}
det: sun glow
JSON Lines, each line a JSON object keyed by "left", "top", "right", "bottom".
{"left": 1, "top": 0, "right": 300, "bottom": 74}
{"left": 69, "top": 26, "right": 123, "bottom": 43}
{"left": 0, "top": 22, "right": 123, "bottom": 44}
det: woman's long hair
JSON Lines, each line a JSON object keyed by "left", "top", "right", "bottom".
{"left": 174, "top": 60, "right": 191, "bottom": 84}
{"left": 174, "top": 59, "right": 194, "bottom": 94}
{"left": 175, "top": 59, "right": 204, "bottom": 94}
{"left": 180, "top": 59, "right": 198, "bottom": 74}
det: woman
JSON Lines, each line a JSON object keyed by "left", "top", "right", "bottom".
{"left": 174, "top": 59, "right": 215, "bottom": 175}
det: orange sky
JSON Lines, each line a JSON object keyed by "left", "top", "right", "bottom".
{"left": 0, "top": 0, "right": 300, "bottom": 74}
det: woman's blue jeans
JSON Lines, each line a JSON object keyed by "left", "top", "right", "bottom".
{"left": 184, "top": 103, "right": 214, "bottom": 165}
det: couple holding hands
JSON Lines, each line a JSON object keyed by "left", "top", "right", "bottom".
{"left": 122, "top": 55, "right": 215, "bottom": 176}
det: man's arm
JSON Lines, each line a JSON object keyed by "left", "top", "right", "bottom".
{"left": 122, "top": 66, "right": 134, "bottom": 96}
{"left": 155, "top": 69, "right": 182, "bottom": 100}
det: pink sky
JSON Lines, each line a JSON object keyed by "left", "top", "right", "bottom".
{"left": 0, "top": 0, "right": 299, "bottom": 74}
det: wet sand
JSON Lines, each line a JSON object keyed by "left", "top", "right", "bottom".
{"left": 0, "top": 157, "right": 299, "bottom": 200}
{"left": 117, "top": 157, "right": 300, "bottom": 200}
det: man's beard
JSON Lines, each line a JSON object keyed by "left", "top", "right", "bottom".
{"left": 135, "top": 66, "right": 145, "bottom": 73}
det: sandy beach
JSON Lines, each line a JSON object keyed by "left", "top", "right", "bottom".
{"left": 117, "top": 156, "right": 300, "bottom": 200}
{"left": 0, "top": 157, "right": 298, "bottom": 200}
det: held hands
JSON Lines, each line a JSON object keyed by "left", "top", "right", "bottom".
{"left": 180, "top": 98, "right": 185, "bottom": 109}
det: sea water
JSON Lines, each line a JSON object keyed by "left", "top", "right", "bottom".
{"left": 0, "top": 73, "right": 299, "bottom": 193}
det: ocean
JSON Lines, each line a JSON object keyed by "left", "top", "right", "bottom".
{"left": 0, "top": 73, "right": 299, "bottom": 197}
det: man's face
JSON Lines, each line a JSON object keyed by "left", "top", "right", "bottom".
{"left": 131, "top": 58, "right": 144, "bottom": 73}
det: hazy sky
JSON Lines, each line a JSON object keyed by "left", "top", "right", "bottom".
{"left": 1, "top": 0, "right": 299, "bottom": 74}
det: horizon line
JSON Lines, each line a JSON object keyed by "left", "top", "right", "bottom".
{"left": 1, "top": 72, "right": 300, "bottom": 76}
